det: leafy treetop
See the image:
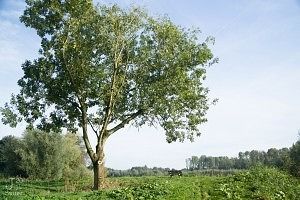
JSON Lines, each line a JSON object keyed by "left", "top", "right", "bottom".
{"left": 1, "top": 0, "right": 217, "bottom": 144}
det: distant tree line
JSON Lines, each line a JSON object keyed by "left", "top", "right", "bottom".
{"left": 186, "top": 138, "right": 300, "bottom": 177}
{"left": 0, "top": 129, "right": 90, "bottom": 181}
{"left": 106, "top": 166, "right": 240, "bottom": 177}
{"left": 106, "top": 166, "right": 170, "bottom": 177}
{"left": 1, "top": 130, "right": 299, "bottom": 179}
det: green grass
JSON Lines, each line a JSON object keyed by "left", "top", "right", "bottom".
{"left": 0, "top": 167, "right": 299, "bottom": 199}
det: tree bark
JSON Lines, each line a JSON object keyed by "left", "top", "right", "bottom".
{"left": 80, "top": 105, "right": 106, "bottom": 190}
{"left": 93, "top": 141, "right": 106, "bottom": 190}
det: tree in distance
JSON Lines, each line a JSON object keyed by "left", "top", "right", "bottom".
{"left": 1, "top": 0, "right": 217, "bottom": 189}
{"left": 289, "top": 139, "right": 300, "bottom": 177}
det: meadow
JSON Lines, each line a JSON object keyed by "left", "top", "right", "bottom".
{"left": 1, "top": 167, "right": 299, "bottom": 200}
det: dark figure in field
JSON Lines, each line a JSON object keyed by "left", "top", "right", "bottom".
{"left": 168, "top": 169, "right": 183, "bottom": 177}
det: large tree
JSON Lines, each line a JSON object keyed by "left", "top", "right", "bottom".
{"left": 1, "top": 0, "right": 216, "bottom": 189}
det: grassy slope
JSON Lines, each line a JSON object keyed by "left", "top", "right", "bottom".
{"left": 0, "top": 167, "right": 299, "bottom": 199}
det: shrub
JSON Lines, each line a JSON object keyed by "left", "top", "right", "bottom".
{"left": 214, "top": 166, "right": 300, "bottom": 199}
{"left": 290, "top": 140, "right": 300, "bottom": 177}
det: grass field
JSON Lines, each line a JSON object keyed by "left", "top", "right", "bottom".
{"left": 0, "top": 167, "right": 299, "bottom": 199}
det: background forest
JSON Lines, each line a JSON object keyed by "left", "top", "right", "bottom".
{"left": 1, "top": 130, "right": 299, "bottom": 179}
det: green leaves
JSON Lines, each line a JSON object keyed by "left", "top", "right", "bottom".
{"left": 289, "top": 140, "right": 300, "bottom": 177}
{"left": 215, "top": 167, "right": 300, "bottom": 199}
{"left": 2, "top": 2, "right": 216, "bottom": 144}
{"left": 0, "top": 103, "right": 21, "bottom": 128}
{"left": 130, "top": 18, "right": 214, "bottom": 142}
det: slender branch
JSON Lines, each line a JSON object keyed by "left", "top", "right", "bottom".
{"left": 98, "top": 66, "right": 117, "bottom": 141}
{"left": 107, "top": 109, "right": 143, "bottom": 136}
{"left": 98, "top": 31, "right": 124, "bottom": 142}
{"left": 88, "top": 117, "right": 99, "bottom": 138}
{"left": 81, "top": 105, "right": 97, "bottom": 162}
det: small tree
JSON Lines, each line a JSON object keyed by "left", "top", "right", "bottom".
{"left": 18, "top": 129, "right": 64, "bottom": 179}
{"left": 0, "top": 135, "right": 26, "bottom": 177}
{"left": 62, "top": 133, "right": 91, "bottom": 191}
{"left": 1, "top": 0, "right": 216, "bottom": 189}
{"left": 17, "top": 129, "right": 88, "bottom": 181}
{"left": 290, "top": 140, "right": 300, "bottom": 177}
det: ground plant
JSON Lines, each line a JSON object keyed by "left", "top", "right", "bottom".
{"left": 0, "top": 167, "right": 299, "bottom": 199}
{"left": 214, "top": 167, "right": 300, "bottom": 199}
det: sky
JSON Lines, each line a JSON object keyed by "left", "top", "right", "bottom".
{"left": 0, "top": 0, "right": 300, "bottom": 170}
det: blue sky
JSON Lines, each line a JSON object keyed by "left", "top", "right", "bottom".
{"left": 1, "top": 0, "right": 300, "bottom": 169}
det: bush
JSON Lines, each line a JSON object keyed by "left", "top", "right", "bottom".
{"left": 62, "top": 133, "right": 92, "bottom": 191}
{"left": 85, "top": 182, "right": 169, "bottom": 200}
{"left": 214, "top": 166, "right": 300, "bottom": 199}
{"left": 16, "top": 129, "right": 90, "bottom": 182}
{"left": 290, "top": 140, "right": 300, "bottom": 177}
{"left": 0, "top": 135, "right": 27, "bottom": 177}
{"left": 18, "top": 129, "right": 64, "bottom": 179}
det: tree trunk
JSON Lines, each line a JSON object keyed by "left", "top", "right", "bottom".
{"left": 80, "top": 107, "right": 107, "bottom": 190}
{"left": 93, "top": 143, "right": 106, "bottom": 190}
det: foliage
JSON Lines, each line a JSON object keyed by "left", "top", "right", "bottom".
{"left": 0, "top": 136, "right": 27, "bottom": 177}
{"left": 107, "top": 166, "right": 169, "bottom": 177}
{"left": 214, "top": 167, "right": 300, "bottom": 200}
{"left": 183, "top": 169, "right": 240, "bottom": 177}
{"left": 0, "top": 167, "right": 299, "bottom": 199}
{"left": 1, "top": 0, "right": 216, "bottom": 189}
{"left": 186, "top": 147, "right": 291, "bottom": 171}
{"left": 107, "top": 166, "right": 239, "bottom": 177}
{"left": 62, "top": 133, "right": 92, "bottom": 191}
{"left": 290, "top": 140, "right": 300, "bottom": 177}
{"left": 89, "top": 182, "right": 169, "bottom": 200}
{"left": 18, "top": 129, "right": 64, "bottom": 179}
{"left": 0, "top": 130, "right": 89, "bottom": 181}
{"left": 186, "top": 138, "right": 300, "bottom": 180}
{"left": 0, "top": 175, "right": 215, "bottom": 200}
{"left": 1, "top": 0, "right": 216, "bottom": 142}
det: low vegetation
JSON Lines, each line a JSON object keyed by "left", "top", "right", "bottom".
{"left": 0, "top": 167, "right": 299, "bottom": 199}
{"left": 214, "top": 167, "right": 300, "bottom": 199}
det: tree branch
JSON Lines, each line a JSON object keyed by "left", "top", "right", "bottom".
{"left": 87, "top": 117, "right": 99, "bottom": 138}
{"left": 107, "top": 109, "right": 143, "bottom": 136}
{"left": 98, "top": 67, "right": 117, "bottom": 141}
{"left": 80, "top": 104, "right": 97, "bottom": 162}
{"left": 98, "top": 34, "right": 125, "bottom": 142}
